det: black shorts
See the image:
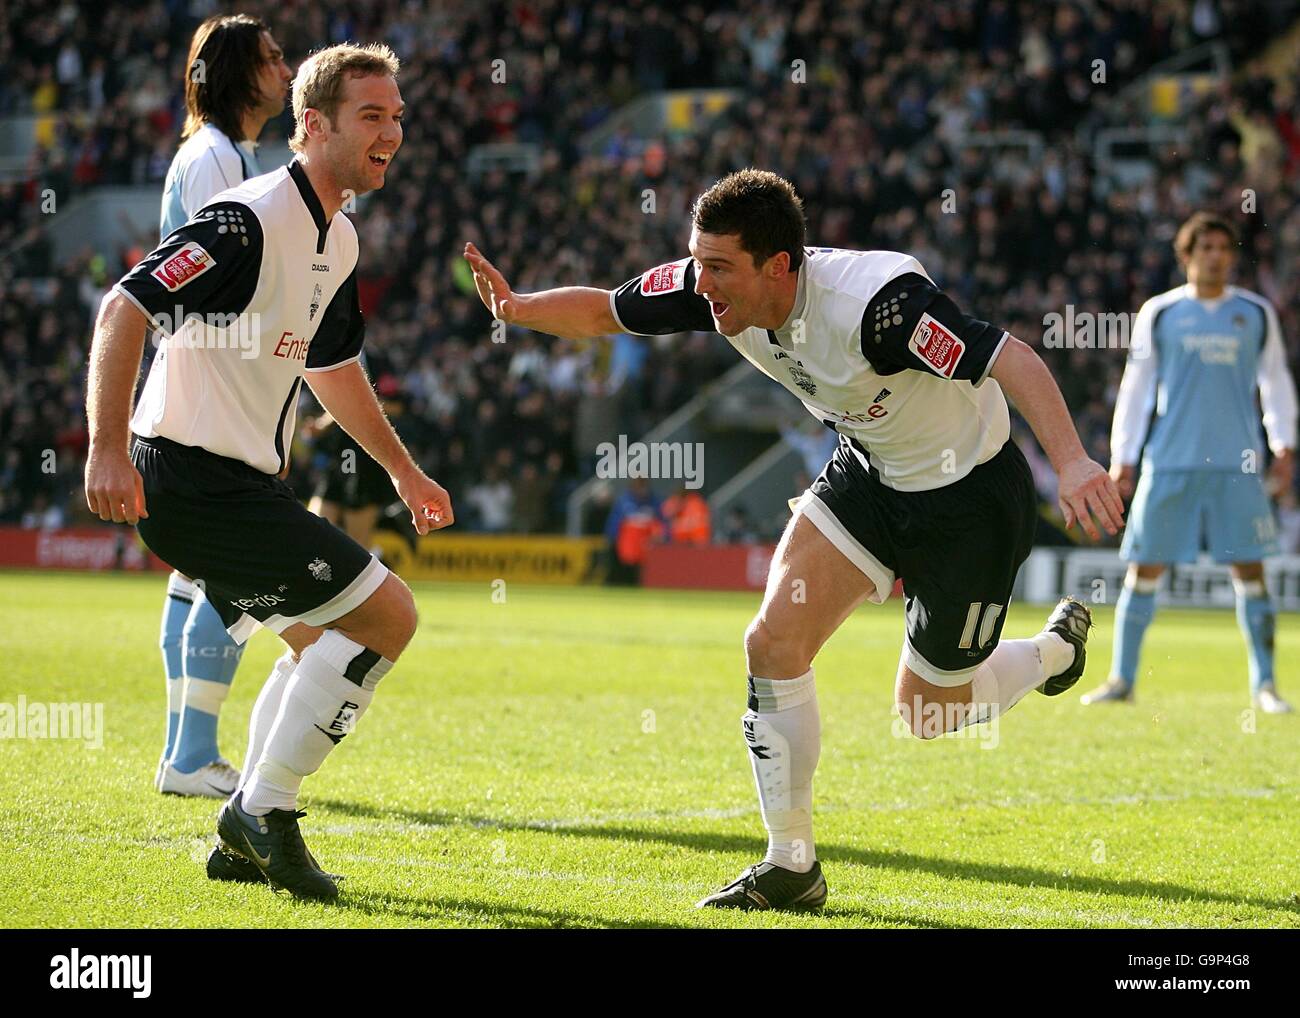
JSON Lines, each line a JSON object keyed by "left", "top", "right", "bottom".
{"left": 314, "top": 442, "right": 392, "bottom": 510}
{"left": 802, "top": 437, "right": 1037, "bottom": 683}
{"left": 132, "top": 436, "right": 389, "bottom": 643}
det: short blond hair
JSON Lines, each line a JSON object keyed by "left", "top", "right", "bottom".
{"left": 290, "top": 42, "right": 400, "bottom": 153}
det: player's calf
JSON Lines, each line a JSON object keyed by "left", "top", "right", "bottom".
{"left": 895, "top": 598, "right": 1090, "bottom": 739}
{"left": 240, "top": 629, "right": 395, "bottom": 815}
{"left": 743, "top": 616, "right": 819, "bottom": 680}
{"left": 237, "top": 579, "right": 414, "bottom": 833}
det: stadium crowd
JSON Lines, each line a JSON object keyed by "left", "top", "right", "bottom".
{"left": 3, "top": 0, "right": 1300, "bottom": 543}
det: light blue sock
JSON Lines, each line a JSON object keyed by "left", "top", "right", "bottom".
{"left": 1112, "top": 582, "right": 1157, "bottom": 689}
{"left": 170, "top": 594, "right": 244, "bottom": 773}
{"left": 159, "top": 573, "right": 193, "bottom": 759}
{"left": 1234, "top": 580, "right": 1275, "bottom": 696}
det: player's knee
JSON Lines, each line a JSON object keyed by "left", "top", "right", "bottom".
{"left": 1131, "top": 563, "right": 1165, "bottom": 582}
{"left": 895, "top": 668, "right": 965, "bottom": 740}
{"left": 895, "top": 694, "right": 944, "bottom": 740}
{"left": 1229, "top": 562, "right": 1265, "bottom": 583}
{"left": 383, "top": 577, "right": 418, "bottom": 655}
{"left": 744, "top": 616, "right": 813, "bottom": 677}
{"left": 335, "top": 575, "right": 418, "bottom": 661}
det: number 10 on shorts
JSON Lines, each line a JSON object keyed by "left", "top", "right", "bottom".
{"left": 959, "top": 602, "right": 1003, "bottom": 650}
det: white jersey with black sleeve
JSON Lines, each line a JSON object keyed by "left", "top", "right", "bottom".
{"left": 609, "top": 247, "right": 1012, "bottom": 492}
{"left": 114, "top": 159, "right": 364, "bottom": 475}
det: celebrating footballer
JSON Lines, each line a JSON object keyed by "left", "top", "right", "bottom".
{"left": 465, "top": 169, "right": 1125, "bottom": 910}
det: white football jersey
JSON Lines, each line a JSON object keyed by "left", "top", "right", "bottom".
{"left": 611, "top": 247, "right": 1011, "bottom": 491}
{"left": 115, "top": 160, "right": 364, "bottom": 475}
{"left": 160, "top": 122, "right": 263, "bottom": 239}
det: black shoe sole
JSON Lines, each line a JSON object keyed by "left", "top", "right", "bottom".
{"left": 206, "top": 844, "right": 266, "bottom": 884}
{"left": 1040, "top": 600, "right": 1092, "bottom": 696}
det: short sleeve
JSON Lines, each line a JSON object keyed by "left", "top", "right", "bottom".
{"left": 305, "top": 268, "right": 365, "bottom": 371}
{"left": 114, "top": 201, "right": 263, "bottom": 333}
{"left": 860, "top": 272, "right": 1009, "bottom": 384}
{"left": 610, "top": 257, "right": 715, "bottom": 336}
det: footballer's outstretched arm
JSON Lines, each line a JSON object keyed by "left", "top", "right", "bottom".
{"left": 990, "top": 337, "right": 1125, "bottom": 540}
{"left": 84, "top": 293, "right": 150, "bottom": 525}
{"left": 464, "top": 242, "right": 617, "bottom": 339}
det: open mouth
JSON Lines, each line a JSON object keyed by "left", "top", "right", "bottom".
{"left": 709, "top": 300, "right": 729, "bottom": 316}
{"left": 368, "top": 152, "right": 392, "bottom": 167}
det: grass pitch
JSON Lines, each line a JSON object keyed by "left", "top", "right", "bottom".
{"left": 0, "top": 571, "right": 1296, "bottom": 928}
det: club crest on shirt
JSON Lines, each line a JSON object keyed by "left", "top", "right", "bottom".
{"left": 150, "top": 242, "right": 216, "bottom": 291}
{"left": 640, "top": 260, "right": 688, "bottom": 296}
{"left": 309, "top": 283, "right": 322, "bottom": 322}
{"left": 908, "top": 313, "right": 965, "bottom": 378}
{"left": 788, "top": 362, "right": 817, "bottom": 396}
{"left": 308, "top": 558, "right": 332, "bottom": 582}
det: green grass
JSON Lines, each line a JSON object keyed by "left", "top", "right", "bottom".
{"left": 0, "top": 571, "right": 1296, "bottom": 928}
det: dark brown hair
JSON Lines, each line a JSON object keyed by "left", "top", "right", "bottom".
{"left": 181, "top": 14, "right": 271, "bottom": 143}
{"left": 692, "top": 168, "right": 807, "bottom": 271}
{"left": 1174, "top": 211, "right": 1239, "bottom": 262}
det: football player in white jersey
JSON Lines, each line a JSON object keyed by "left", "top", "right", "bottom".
{"left": 153, "top": 14, "right": 294, "bottom": 801}
{"left": 464, "top": 169, "right": 1124, "bottom": 911}
{"left": 86, "top": 43, "right": 453, "bottom": 901}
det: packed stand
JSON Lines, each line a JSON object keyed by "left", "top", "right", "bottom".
{"left": 2, "top": 0, "right": 1298, "bottom": 542}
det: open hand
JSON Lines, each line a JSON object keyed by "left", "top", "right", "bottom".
{"left": 1059, "top": 456, "right": 1124, "bottom": 541}
{"left": 464, "top": 242, "right": 520, "bottom": 323}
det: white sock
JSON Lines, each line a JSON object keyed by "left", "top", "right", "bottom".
{"left": 743, "top": 669, "right": 820, "bottom": 874}
{"left": 241, "top": 631, "right": 393, "bottom": 816}
{"left": 237, "top": 651, "right": 297, "bottom": 791}
{"left": 961, "top": 634, "right": 1071, "bottom": 727}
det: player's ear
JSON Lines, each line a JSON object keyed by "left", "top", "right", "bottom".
{"left": 304, "top": 108, "right": 325, "bottom": 140}
{"left": 764, "top": 250, "right": 791, "bottom": 279}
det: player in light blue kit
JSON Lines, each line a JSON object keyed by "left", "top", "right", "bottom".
{"left": 153, "top": 14, "right": 293, "bottom": 796}
{"left": 1086, "top": 212, "right": 1296, "bottom": 713}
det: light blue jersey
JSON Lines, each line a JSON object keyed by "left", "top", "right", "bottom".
{"left": 1112, "top": 284, "right": 1296, "bottom": 564}
{"left": 160, "top": 122, "right": 262, "bottom": 239}
{"left": 1111, "top": 284, "right": 1296, "bottom": 473}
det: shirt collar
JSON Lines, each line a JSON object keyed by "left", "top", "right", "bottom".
{"left": 288, "top": 157, "right": 331, "bottom": 254}
{"left": 775, "top": 264, "right": 807, "bottom": 335}
{"left": 1184, "top": 282, "right": 1233, "bottom": 311}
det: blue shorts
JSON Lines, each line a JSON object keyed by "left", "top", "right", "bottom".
{"left": 1120, "top": 470, "right": 1278, "bottom": 564}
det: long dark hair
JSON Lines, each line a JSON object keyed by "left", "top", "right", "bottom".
{"left": 181, "top": 14, "right": 269, "bottom": 143}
